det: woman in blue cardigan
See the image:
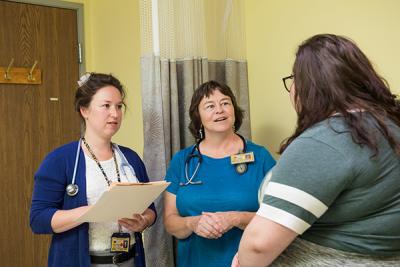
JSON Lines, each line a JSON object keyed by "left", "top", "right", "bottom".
{"left": 30, "top": 73, "right": 156, "bottom": 267}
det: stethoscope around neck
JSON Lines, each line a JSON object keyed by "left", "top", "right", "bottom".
{"left": 179, "top": 133, "right": 248, "bottom": 186}
{"left": 66, "top": 138, "right": 135, "bottom": 197}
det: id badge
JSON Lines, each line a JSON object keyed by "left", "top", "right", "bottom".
{"left": 230, "top": 152, "right": 255, "bottom": 164}
{"left": 111, "top": 232, "right": 130, "bottom": 253}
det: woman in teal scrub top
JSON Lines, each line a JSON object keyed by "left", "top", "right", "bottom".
{"left": 163, "top": 80, "right": 276, "bottom": 267}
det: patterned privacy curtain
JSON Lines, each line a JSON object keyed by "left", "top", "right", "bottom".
{"left": 139, "top": 1, "right": 250, "bottom": 266}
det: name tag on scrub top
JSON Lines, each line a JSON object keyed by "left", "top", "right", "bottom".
{"left": 230, "top": 152, "right": 255, "bottom": 165}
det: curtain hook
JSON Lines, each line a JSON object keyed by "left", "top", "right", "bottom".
{"left": 28, "top": 60, "right": 38, "bottom": 81}
{"left": 4, "top": 58, "right": 14, "bottom": 80}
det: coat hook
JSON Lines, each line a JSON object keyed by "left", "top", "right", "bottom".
{"left": 4, "top": 58, "right": 14, "bottom": 80}
{"left": 28, "top": 60, "right": 38, "bottom": 81}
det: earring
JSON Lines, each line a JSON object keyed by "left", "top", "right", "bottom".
{"left": 198, "top": 127, "right": 204, "bottom": 140}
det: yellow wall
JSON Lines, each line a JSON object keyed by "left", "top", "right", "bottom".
{"left": 67, "top": 0, "right": 144, "bottom": 155}
{"left": 67, "top": 0, "right": 400, "bottom": 158}
{"left": 245, "top": 0, "right": 400, "bottom": 158}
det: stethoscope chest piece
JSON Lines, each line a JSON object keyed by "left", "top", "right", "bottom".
{"left": 66, "top": 183, "right": 79, "bottom": 197}
{"left": 236, "top": 163, "right": 248, "bottom": 174}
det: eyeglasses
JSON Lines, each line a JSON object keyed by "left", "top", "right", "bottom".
{"left": 282, "top": 75, "right": 294, "bottom": 92}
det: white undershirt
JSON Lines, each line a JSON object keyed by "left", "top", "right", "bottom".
{"left": 86, "top": 150, "right": 139, "bottom": 252}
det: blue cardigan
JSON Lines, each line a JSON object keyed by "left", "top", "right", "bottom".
{"left": 30, "top": 141, "right": 156, "bottom": 267}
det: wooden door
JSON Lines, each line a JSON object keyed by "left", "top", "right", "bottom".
{"left": 0, "top": 1, "right": 81, "bottom": 266}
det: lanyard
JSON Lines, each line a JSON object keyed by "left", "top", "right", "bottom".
{"left": 82, "top": 137, "right": 120, "bottom": 186}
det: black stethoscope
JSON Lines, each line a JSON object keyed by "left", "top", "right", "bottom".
{"left": 66, "top": 139, "right": 136, "bottom": 197}
{"left": 179, "top": 134, "right": 248, "bottom": 186}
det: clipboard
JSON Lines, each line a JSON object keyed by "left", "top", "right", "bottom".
{"left": 76, "top": 181, "right": 170, "bottom": 223}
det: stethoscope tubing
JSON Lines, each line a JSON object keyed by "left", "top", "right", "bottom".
{"left": 181, "top": 134, "right": 247, "bottom": 186}
{"left": 181, "top": 154, "right": 203, "bottom": 186}
{"left": 71, "top": 139, "right": 82, "bottom": 187}
{"left": 67, "top": 139, "right": 135, "bottom": 197}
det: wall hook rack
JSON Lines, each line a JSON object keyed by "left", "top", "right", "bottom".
{"left": 0, "top": 59, "right": 42, "bottom": 84}
{"left": 4, "top": 58, "right": 14, "bottom": 80}
{"left": 28, "top": 60, "right": 38, "bottom": 81}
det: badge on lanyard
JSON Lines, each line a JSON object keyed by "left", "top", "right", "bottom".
{"left": 111, "top": 232, "right": 131, "bottom": 253}
{"left": 230, "top": 152, "right": 255, "bottom": 165}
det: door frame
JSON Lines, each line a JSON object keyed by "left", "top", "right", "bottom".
{"left": 10, "top": 0, "right": 86, "bottom": 75}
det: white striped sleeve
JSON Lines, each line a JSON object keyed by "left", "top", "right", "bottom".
{"left": 265, "top": 182, "right": 328, "bottom": 217}
{"left": 257, "top": 181, "right": 328, "bottom": 234}
{"left": 257, "top": 203, "right": 311, "bottom": 234}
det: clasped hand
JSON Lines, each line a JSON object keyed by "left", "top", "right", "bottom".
{"left": 118, "top": 214, "right": 149, "bottom": 232}
{"left": 193, "top": 211, "right": 237, "bottom": 239}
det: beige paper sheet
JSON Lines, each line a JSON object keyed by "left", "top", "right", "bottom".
{"left": 76, "top": 181, "right": 169, "bottom": 223}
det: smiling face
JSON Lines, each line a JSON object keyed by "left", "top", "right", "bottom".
{"left": 80, "top": 85, "right": 123, "bottom": 140}
{"left": 198, "top": 89, "right": 235, "bottom": 137}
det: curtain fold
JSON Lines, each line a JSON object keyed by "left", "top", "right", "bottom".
{"left": 141, "top": 55, "right": 174, "bottom": 267}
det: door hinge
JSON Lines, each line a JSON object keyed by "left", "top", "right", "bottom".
{"left": 78, "top": 43, "right": 82, "bottom": 64}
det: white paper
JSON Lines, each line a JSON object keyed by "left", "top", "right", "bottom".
{"left": 76, "top": 181, "right": 169, "bottom": 222}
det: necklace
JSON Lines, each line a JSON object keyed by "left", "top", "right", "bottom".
{"left": 82, "top": 137, "right": 120, "bottom": 186}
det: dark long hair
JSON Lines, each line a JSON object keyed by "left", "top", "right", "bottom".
{"left": 188, "top": 80, "right": 244, "bottom": 140}
{"left": 279, "top": 34, "right": 400, "bottom": 155}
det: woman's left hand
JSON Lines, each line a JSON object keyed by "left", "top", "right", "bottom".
{"left": 202, "top": 211, "right": 236, "bottom": 234}
{"left": 202, "top": 211, "right": 256, "bottom": 233}
{"left": 118, "top": 213, "right": 149, "bottom": 232}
